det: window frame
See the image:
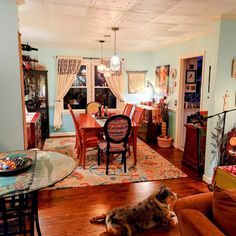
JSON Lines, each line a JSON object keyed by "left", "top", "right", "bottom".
{"left": 62, "top": 58, "right": 121, "bottom": 114}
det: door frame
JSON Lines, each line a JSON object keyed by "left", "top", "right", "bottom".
{"left": 175, "top": 51, "right": 206, "bottom": 150}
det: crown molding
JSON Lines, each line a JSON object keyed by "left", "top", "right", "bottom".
{"left": 16, "top": 0, "right": 25, "bottom": 6}
{"left": 221, "top": 14, "right": 236, "bottom": 20}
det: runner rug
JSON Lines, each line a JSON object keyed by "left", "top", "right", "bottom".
{"left": 43, "top": 137, "right": 187, "bottom": 189}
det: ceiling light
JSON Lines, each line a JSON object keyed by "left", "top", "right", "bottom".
{"left": 97, "top": 40, "right": 111, "bottom": 77}
{"left": 97, "top": 40, "right": 107, "bottom": 72}
{"left": 110, "top": 27, "right": 120, "bottom": 72}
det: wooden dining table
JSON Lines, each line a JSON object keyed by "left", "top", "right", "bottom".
{"left": 77, "top": 113, "right": 139, "bottom": 169}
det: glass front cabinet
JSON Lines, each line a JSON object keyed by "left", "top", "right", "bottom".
{"left": 24, "top": 69, "right": 49, "bottom": 139}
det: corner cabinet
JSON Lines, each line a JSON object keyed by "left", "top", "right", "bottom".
{"left": 24, "top": 69, "right": 49, "bottom": 139}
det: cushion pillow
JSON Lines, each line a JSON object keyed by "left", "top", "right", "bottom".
{"left": 213, "top": 187, "right": 236, "bottom": 236}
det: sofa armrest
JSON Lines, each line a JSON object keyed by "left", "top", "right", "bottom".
{"left": 173, "top": 192, "right": 213, "bottom": 218}
{"left": 176, "top": 209, "right": 225, "bottom": 236}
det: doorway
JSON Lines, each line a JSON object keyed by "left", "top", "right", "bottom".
{"left": 176, "top": 55, "right": 204, "bottom": 150}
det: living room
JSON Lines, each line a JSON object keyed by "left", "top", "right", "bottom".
{"left": 1, "top": 0, "right": 236, "bottom": 235}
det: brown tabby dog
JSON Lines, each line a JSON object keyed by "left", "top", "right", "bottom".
{"left": 90, "top": 185, "right": 178, "bottom": 236}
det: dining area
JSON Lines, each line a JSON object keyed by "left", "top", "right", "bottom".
{"left": 68, "top": 102, "right": 144, "bottom": 175}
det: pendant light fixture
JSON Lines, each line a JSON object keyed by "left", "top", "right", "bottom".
{"left": 97, "top": 40, "right": 106, "bottom": 73}
{"left": 110, "top": 27, "right": 120, "bottom": 72}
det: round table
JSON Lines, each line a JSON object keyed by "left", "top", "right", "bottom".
{"left": 0, "top": 150, "right": 76, "bottom": 235}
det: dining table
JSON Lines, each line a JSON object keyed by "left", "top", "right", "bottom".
{"left": 77, "top": 113, "right": 139, "bottom": 169}
{"left": 0, "top": 150, "right": 76, "bottom": 236}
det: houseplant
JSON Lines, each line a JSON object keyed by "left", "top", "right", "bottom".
{"left": 157, "top": 97, "right": 173, "bottom": 148}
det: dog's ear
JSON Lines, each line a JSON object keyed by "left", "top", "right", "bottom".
{"left": 156, "top": 185, "right": 170, "bottom": 202}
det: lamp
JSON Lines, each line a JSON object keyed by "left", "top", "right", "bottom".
{"left": 146, "top": 80, "right": 156, "bottom": 102}
{"left": 110, "top": 27, "right": 120, "bottom": 72}
{"left": 229, "top": 137, "right": 236, "bottom": 157}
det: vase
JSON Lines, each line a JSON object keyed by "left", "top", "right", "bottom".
{"left": 161, "top": 121, "right": 167, "bottom": 137}
{"left": 157, "top": 136, "right": 173, "bottom": 148}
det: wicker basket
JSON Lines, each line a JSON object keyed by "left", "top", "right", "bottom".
{"left": 157, "top": 136, "right": 173, "bottom": 148}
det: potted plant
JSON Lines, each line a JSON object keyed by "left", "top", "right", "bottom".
{"left": 157, "top": 97, "right": 173, "bottom": 148}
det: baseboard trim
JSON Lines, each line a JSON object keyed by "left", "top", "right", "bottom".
{"left": 202, "top": 174, "right": 212, "bottom": 184}
{"left": 50, "top": 132, "right": 75, "bottom": 137}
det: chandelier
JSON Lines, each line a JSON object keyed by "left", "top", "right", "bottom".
{"left": 110, "top": 27, "right": 120, "bottom": 72}
{"left": 97, "top": 40, "right": 111, "bottom": 77}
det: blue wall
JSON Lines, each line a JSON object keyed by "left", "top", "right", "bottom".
{"left": 0, "top": 1, "right": 24, "bottom": 151}
{"left": 29, "top": 48, "right": 154, "bottom": 134}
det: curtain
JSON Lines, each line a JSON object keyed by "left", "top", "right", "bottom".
{"left": 53, "top": 58, "right": 81, "bottom": 130}
{"left": 104, "top": 74, "right": 124, "bottom": 103}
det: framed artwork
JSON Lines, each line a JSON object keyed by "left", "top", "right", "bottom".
{"left": 155, "top": 65, "right": 170, "bottom": 96}
{"left": 127, "top": 71, "right": 147, "bottom": 94}
{"left": 185, "top": 70, "right": 196, "bottom": 83}
{"left": 185, "top": 84, "right": 196, "bottom": 93}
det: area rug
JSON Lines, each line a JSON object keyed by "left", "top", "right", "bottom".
{"left": 43, "top": 137, "right": 187, "bottom": 189}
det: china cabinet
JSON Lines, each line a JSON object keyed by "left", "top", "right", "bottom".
{"left": 24, "top": 69, "right": 49, "bottom": 139}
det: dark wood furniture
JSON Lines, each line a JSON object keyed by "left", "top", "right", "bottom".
{"left": 182, "top": 124, "right": 206, "bottom": 175}
{"left": 24, "top": 69, "right": 49, "bottom": 139}
{"left": 137, "top": 106, "right": 160, "bottom": 143}
{"left": 26, "top": 112, "right": 42, "bottom": 149}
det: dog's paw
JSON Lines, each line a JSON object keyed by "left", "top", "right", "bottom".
{"left": 173, "top": 216, "right": 178, "bottom": 225}
{"left": 169, "top": 215, "right": 178, "bottom": 227}
{"left": 170, "top": 211, "right": 176, "bottom": 218}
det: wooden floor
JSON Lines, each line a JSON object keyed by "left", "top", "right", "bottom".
{"left": 38, "top": 144, "right": 209, "bottom": 236}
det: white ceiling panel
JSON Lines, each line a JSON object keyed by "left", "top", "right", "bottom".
{"left": 18, "top": 0, "right": 236, "bottom": 51}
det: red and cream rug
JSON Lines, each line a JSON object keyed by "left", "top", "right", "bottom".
{"left": 43, "top": 137, "right": 187, "bottom": 189}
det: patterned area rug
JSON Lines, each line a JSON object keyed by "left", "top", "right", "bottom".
{"left": 43, "top": 137, "right": 187, "bottom": 189}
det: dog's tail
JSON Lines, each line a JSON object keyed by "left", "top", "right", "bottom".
{"left": 90, "top": 214, "right": 106, "bottom": 224}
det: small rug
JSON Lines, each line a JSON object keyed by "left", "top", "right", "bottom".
{"left": 43, "top": 137, "right": 187, "bottom": 189}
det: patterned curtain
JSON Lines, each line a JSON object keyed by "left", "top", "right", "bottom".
{"left": 53, "top": 58, "right": 81, "bottom": 130}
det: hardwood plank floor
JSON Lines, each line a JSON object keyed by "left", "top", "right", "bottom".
{"left": 38, "top": 145, "right": 209, "bottom": 236}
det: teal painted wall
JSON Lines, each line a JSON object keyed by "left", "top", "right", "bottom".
{"left": 29, "top": 48, "right": 153, "bottom": 133}
{"left": 149, "top": 20, "right": 229, "bottom": 181}
{"left": 168, "top": 110, "right": 176, "bottom": 142}
{"left": 0, "top": 1, "right": 24, "bottom": 151}
{"left": 204, "top": 19, "right": 236, "bottom": 178}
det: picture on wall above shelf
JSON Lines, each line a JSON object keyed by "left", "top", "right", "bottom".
{"left": 185, "top": 84, "right": 196, "bottom": 93}
{"left": 127, "top": 70, "right": 147, "bottom": 94}
{"left": 185, "top": 70, "right": 196, "bottom": 84}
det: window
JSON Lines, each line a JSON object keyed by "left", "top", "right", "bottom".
{"left": 63, "top": 59, "right": 117, "bottom": 110}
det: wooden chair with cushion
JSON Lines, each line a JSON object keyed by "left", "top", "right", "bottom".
{"left": 123, "top": 103, "right": 133, "bottom": 117}
{"left": 97, "top": 115, "right": 131, "bottom": 175}
{"left": 68, "top": 104, "right": 103, "bottom": 167}
{"left": 128, "top": 106, "right": 144, "bottom": 159}
{"left": 85, "top": 101, "right": 101, "bottom": 114}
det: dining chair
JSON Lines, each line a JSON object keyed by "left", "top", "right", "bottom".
{"left": 85, "top": 101, "right": 101, "bottom": 114}
{"left": 128, "top": 106, "right": 144, "bottom": 158}
{"left": 67, "top": 104, "right": 103, "bottom": 166}
{"left": 97, "top": 115, "right": 131, "bottom": 175}
{"left": 123, "top": 103, "right": 133, "bottom": 117}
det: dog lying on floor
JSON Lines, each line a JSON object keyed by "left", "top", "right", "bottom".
{"left": 90, "top": 185, "right": 178, "bottom": 236}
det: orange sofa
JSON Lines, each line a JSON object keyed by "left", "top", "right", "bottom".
{"left": 173, "top": 188, "right": 236, "bottom": 236}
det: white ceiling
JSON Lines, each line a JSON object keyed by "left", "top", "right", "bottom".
{"left": 18, "top": 0, "right": 236, "bottom": 52}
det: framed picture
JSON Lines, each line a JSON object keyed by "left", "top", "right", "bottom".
{"left": 185, "top": 83, "right": 196, "bottom": 93}
{"left": 127, "top": 71, "right": 147, "bottom": 94}
{"left": 185, "top": 70, "right": 196, "bottom": 84}
{"left": 155, "top": 65, "right": 170, "bottom": 96}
